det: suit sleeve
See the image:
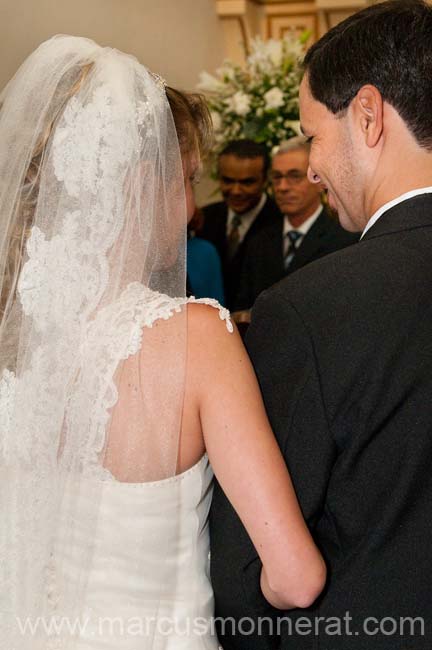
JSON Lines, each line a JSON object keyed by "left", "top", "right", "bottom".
{"left": 210, "top": 285, "right": 336, "bottom": 649}
{"left": 245, "top": 287, "right": 337, "bottom": 529}
{"left": 232, "top": 239, "right": 255, "bottom": 311}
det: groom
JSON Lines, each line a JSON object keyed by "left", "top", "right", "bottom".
{"left": 210, "top": 1, "right": 432, "bottom": 648}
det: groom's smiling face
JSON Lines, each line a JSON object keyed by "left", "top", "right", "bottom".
{"left": 299, "top": 75, "right": 364, "bottom": 233}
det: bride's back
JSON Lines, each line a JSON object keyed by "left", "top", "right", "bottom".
{"left": 56, "top": 295, "right": 233, "bottom": 649}
{"left": 106, "top": 293, "right": 239, "bottom": 482}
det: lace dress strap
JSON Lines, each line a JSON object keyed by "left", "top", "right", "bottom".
{"left": 185, "top": 296, "right": 233, "bottom": 333}
{"left": 122, "top": 287, "right": 233, "bottom": 360}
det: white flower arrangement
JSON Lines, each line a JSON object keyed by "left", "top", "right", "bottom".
{"left": 197, "top": 33, "right": 308, "bottom": 155}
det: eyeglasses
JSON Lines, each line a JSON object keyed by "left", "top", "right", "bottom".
{"left": 270, "top": 170, "right": 307, "bottom": 186}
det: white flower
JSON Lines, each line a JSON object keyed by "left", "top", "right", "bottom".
{"left": 264, "top": 87, "right": 285, "bottom": 110}
{"left": 265, "top": 40, "right": 283, "bottom": 67}
{"left": 227, "top": 91, "right": 251, "bottom": 116}
{"left": 283, "top": 119, "right": 302, "bottom": 135}
{"left": 198, "top": 32, "right": 305, "bottom": 153}
{"left": 248, "top": 38, "right": 285, "bottom": 74}
{"left": 247, "top": 37, "right": 268, "bottom": 69}
{"left": 210, "top": 111, "right": 222, "bottom": 131}
{"left": 283, "top": 37, "right": 304, "bottom": 61}
{"left": 216, "top": 63, "right": 236, "bottom": 81}
{"left": 197, "top": 71, "right": 225, "bottom": 93}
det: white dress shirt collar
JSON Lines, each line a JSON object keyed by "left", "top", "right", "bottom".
{"left": 227, "top": 193, "right": 267, "bottom": 243}
{"left": 361, "top": 187, "right": 432, "bottom": 239}
{"left": 283, "top": 204, "right": 323, "bottom": 238}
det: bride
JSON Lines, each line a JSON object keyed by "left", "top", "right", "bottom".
{"left": 0, "top": 36, "right": 325, "bottom": 649}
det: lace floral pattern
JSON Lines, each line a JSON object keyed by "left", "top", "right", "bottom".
{"left": 0, "top": 369, "right": 16, "bottom": 460}
{"left": 17, "top": 213, "right": 107, "bottom": 332}
{"left": 62, "top": 282, "right": 233, "bottom": 478}
{"left": 2, "top": 79, "right": 148, "bottom": 461}
{"left": 52, "top": 84, "right": 159, "bottom": 200}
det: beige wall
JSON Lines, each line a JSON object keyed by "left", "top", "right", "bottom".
{"left": 0, "top": 0, "right": 224, "bottom": 91}
{"left": 0, "top": 0, "right": 224, "bottom": 203}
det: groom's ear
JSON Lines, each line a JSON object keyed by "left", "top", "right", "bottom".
{"left": 352, "top": 84, "right": 383, "bottom": 148}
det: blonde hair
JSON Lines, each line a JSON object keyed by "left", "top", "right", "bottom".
{"left": 166, "top": 86, "right": 213, "bottom": 157}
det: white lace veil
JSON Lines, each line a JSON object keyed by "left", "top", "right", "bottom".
{"left": 0, "top": 35, "right": 189, "bottom": 648}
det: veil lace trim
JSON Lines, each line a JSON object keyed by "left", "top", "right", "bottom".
{"left": 0, "top": 74, "right": 163, "bottom": 465}
{"left": 0, "top": 281, "right": 233, "bottom": 471}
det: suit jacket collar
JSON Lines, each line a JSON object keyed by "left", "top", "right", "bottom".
{"left": 289, "top": 207, "right": 336, "bottom": 269}
{"left": 284, "top": 204, "right": 323, "bottom": 238}
{"left": 227, "top": 193, "right": 266, "bottom": 224}
{"left": 221, "top": 194, "right": 280, "bottom": 269}
{"left": 217, "top": 194, "right": 276, "bottom": 227}
{"left": 362, "top": 194, "right": 432, "bottom": 241}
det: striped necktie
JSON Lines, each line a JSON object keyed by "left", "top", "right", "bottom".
{"left": 284, "top": 230, "right": 302, "bottom": 270}
{"left": 227, "top": 214, "right": 242, "bottom": 258}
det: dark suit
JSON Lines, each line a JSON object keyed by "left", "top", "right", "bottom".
{"left": 234, "top": 205, "right": 358, "bottom": 311}
{"left": 210, "top": 194, "right": 432, "bottom": 649}
{"left": 200, "top": 196, "right": 280, "bottom": 309}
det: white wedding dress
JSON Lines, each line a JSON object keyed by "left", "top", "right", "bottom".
{"left": 52, "top": 294, "right": 232, "bottom": 650}
{"left": 57, "top": 455, "right": 218, "bottom": 650}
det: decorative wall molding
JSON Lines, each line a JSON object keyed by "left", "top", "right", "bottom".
{"left": 265, "top": 3, "right": 318, "bottom": 42}
{"left": 215, "top": 0, "right": 373, "bottom": 63}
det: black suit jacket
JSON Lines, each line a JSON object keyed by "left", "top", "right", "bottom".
{"left": 210, "top": 194, "right": 432, "bottom": 650}
{"left": 234, "top": 206, "right": 358, "bottom": 311}
{"left": 200, "top": 196, "right": 280, "bottom": 309}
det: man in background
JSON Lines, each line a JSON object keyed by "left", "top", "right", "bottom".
{"left": 234, "top": 136, "right": 357, "bottom": 311}
{"left": 200, "top": 139, "right": 280, "bottom": 310}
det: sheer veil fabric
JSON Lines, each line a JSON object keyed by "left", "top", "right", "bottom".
{"left": 0, "top": 35, "right": 188, "bottom": 648}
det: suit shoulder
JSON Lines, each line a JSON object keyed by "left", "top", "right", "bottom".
{"left": 240, "top": 209, "right": 282, "bottom": 265}
{"left": 252, "top": 196, "right": 283, "bottom": 232}
{"left": 263, "top": 239, "right": 366, "bottom": 305}
{"left": 260, "top": 195, "right": 282, "bottom": 217}
{"left": 201, "top": 201, "right": 226, "bottom": 217}
{"left": 269, "top": 229, "right": 424, "bottom": 311}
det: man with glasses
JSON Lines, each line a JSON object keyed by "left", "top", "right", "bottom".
{"left": 233, "top": 136, "right": 357, "bottom": 311}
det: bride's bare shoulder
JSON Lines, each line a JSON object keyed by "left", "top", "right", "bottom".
{"left": 137, "top": 299, "right": 236, "bottom": 361}
{"left": 186, "top": 301, "right": 239, "bottom": 355}
{"left": 185, "top": 301, "right": 252, "bottom": 388}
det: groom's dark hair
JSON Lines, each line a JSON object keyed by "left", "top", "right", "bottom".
{"left": 303, "top": 0, "right": 432, "bottom": 150}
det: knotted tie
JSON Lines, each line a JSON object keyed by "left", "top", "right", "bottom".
{"left": 227, "top": 214, "right": 242, "bottom": 258}
{"left": 284, "top": 230, "right": 302, "bottom": 270}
